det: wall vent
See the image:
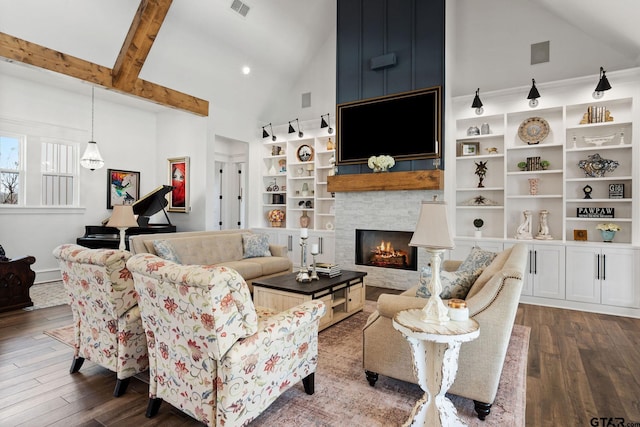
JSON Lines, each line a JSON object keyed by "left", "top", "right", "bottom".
{"left": 230, "top": 0, "right": 250, "bottom": 17}
{"left": 301, "top": 92, "right": 311, "bottom": 108}
{"left": 531, "top": 41, "right": 550, "bottom": 65}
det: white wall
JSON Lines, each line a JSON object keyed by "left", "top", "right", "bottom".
{"left": 452, "top": 0, "right": 639, "bottom": 97}
{"left": 0, "top": 73, "right": 158, "bottom": 282}
{"left": 245, "top": 23, "right": 338, "bottom": 229}
{"left": 263, "top": 27, "right": 337, "bottom": 126}
{"left": 155, "top": 109, "right": 208, "bottom": 231}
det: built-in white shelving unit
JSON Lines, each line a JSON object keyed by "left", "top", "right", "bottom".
{"left": 449, "top": 69, "right": 640, "bottom": 317}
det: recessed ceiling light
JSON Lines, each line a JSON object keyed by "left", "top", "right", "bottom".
{"left": 242, "top": 66, "right": 251, "bottom": 75}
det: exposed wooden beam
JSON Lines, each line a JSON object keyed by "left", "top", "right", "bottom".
{"left": 112, "top": 0, "right": 173, "bottom": 92}
{"left": 0, "top": 32, "right": 208, "bottom": 116}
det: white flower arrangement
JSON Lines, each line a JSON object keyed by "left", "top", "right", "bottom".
{"left": 596, "top": 223, "right": 621, "bottom": 232}
{"left": 367, "top": 155, "right": 395, "bottom": 171}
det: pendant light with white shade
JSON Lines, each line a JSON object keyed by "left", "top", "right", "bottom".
{"left": 80, "top": 87, "right": 105, "bottom": 170}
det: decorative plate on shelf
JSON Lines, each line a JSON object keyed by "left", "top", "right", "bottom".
{"left": 518, "top": 117, "right": 550, "bottom": 145}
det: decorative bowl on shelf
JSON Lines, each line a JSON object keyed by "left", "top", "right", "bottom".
{"left": 583, "top": 134, "right": 616, "bottom": 146}
{"left": 577, "top": 153, "right": 619, "bottom": 178}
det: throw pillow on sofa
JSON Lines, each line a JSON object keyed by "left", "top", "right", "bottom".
{"left": 457, "top": 246, "right": 497, "bottom": 274}
{"left": 153, "top": 240, "right": 181, "bottom": 263}
{"left": 242, "top": 233, "right": 272, "bottom": 258}
{"left": 416, "top": 267, "right": 481, "bottom": 300}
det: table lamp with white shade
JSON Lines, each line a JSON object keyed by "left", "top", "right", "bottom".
{"left": 106, "top": 205, "right": 138, "bottom": 251}
{"left": 409, "top": 197, "right": 455, "bottom": 324}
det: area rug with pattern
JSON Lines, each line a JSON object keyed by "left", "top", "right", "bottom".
{"left": 43, "top": 301, "right": 529, "bottom": 426}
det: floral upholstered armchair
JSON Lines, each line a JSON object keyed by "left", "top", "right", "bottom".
{"left": 126, "top": 253, "right": 326, "bottom": 427}
{"left": 52, "top": 244, "right": 148, "bottom": 396}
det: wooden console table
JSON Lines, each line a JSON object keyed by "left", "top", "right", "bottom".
{"left": 0, "top": 255, "right": 36, "bottom": 312}
{"left": 252, "top": 271, "right": 366, "bottom": 331}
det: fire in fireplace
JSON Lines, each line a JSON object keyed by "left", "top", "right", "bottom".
{"left": 355, "top": 229, "right": 417, "bottom": 271}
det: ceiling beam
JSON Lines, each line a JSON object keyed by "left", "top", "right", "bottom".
{"left": 0, "top": 32, "right": 209, "bottom": 116}
{"left": 112, "top": 0, "right": 173, "bottom": 92}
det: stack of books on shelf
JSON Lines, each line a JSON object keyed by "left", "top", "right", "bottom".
{"left": 314, "top": 263, "right": 341, "bottom": 277}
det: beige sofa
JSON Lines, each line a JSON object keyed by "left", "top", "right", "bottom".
{"left": 362, "top": 243, "right": 527, "bottom": 420}
{"left": 129, "top": 229, "right": 292, "bottom": 291}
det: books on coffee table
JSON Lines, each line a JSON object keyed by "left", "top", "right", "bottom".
{"left": 314, "top": 262, "right": 341, "bottom": 277}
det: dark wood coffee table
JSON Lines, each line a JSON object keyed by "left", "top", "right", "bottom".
{"left": 252, "top": 270, "right": 367, "bottom": 330}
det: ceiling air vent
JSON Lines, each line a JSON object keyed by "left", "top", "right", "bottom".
{"left": 230, "top": 0, "right": 250, "bottom": 17}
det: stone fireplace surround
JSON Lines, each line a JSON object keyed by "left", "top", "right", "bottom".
{"left": 334, "top": 189, "right": 443, "bottom": 291}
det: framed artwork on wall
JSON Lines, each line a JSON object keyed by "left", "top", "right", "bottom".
{"left": 168, "top": 156, "right": 189, "bottom": 213}
{"left": 107, "top": 169, "right": 140, "bottom": 209}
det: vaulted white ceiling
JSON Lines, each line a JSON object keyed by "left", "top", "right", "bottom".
{"left": 1, "top": 0, "right": 639, "bottom": 122}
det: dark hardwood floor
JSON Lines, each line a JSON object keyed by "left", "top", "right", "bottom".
{"left": 1, "top": 287, "right": 639, "bottom": 426}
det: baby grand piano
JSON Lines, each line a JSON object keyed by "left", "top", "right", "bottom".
{"left": 77, "top": 185, "right": 177, "bottom": 250}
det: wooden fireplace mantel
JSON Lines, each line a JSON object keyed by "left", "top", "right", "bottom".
{"left": 327, "top": 170, "right": 443, "bottom": 192}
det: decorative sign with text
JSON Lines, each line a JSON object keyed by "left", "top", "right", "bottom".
{"left": 608, "top": 183, "right": 624, "bottom": 199}
{"left": 577, "top": 207, "right": 615, "bottom": 218}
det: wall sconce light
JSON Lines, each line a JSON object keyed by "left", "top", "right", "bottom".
{"left": 593, "top": 66, "right": 612, "bottom": 99}
{"left": 527, "top": 78, "right": 541, "bottom": 108}
{"left": 262, "top": 123, "right": 276, "bottom": 141}
{"left": 320, "top": 114, "right": 333, "bottom": 134}
{"left": 288, "top": 118, "right": 304, "bottom": 138}
{"left": 471, "top": 88, "right": 484, "bottom": 115}
{"left": 80, "top": 87, "right": 105, "bottom": 170}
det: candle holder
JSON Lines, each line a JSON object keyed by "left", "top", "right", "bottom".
{"left": 310, "top": 248, "right": 319, "bottom": 280}
{"left": 296, "top": 236, "right": 311, "bottom": 282}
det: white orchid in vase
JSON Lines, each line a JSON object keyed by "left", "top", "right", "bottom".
{"left": 368, "top": 155, "right": 395, "bottom": 172}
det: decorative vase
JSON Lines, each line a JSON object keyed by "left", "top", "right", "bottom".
{"left": 373, "top": 166, "right": 388, "bottom": 173}
{"left": 270, "top": 221, "right": 282, "bottom": 228}
{"left": 299, "top": 211, "right": 310, "bottom": 228}
{"left": 528, "top": 178, "right": 539, "bottom": 195}
{"left": 601, "top": 230, "right": 616, "bottom": 242}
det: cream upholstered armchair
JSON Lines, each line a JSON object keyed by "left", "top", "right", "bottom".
{"left": 52, "top": 244, "right": 148, "bottom": 397}
{"left": 363, "top": 243, "right": 528, "bottom": 420}
{"left": 126, "top": 253, "right": 326, "bottom": 426}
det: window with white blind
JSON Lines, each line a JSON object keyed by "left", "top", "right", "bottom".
{"left": 41, "top": 141, "right": 77, "bottom": 205}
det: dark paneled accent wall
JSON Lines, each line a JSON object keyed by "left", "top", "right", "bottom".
{"left": 336, "top": 0, "right": 445, "bottom": 173}
{"left": 337, "top": 0, "right": 444, "bottom": 103}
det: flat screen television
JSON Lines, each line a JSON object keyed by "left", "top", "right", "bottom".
{"left": 336, "top": 86, "right": 442, "bottom": 165}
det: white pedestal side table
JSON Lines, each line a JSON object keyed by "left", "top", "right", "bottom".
{"left": 393, "top": 309, "right": 480, "bottom": 427}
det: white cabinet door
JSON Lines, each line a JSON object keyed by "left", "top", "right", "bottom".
{"left": 309, "top": 231, "right": 335, "bottom": 264}
{"left": 520, "top": 246, "right": 533, "bottom": 296}
{"left": 506, "top": 242, "right": 564, "bottom": 299}
{"left": 566, "top": 245, "right": 637, "bottom": 308}
{"left": 565, "top": 246, "right": 600, "bottom": 303}
{"left": 601, "top": 247, "right": 639, "bottom": 308}
{"left": 531, "top": 244, "right": 565, "bottom": 300}
{"left": 257, "top": 228, "right": 299, "bottom": 264}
